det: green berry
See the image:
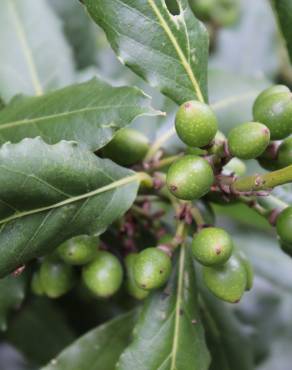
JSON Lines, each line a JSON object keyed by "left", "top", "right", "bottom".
{"left": 277, "top": 137, "right": 292, "bottom": 168}
{"left": 235, "top": 250, "right": 254, "bottom": 291}
{"left": 175, "top": 101, "right": 218, "bottom": 148}
{"left": 103, "top": 128, "right": 149, "bottom": 166}
{"left": 203, "top": 255, "right": 247, "bottom": 303}
{"left": 82, "top": 251, "right": 123, "bottom": 298}
{"left": 276, "top": 207, "right": 292, "bottom": 244}
{"left": 213, "top": 0, "right": 240, "bottom": 27}
{"left": 134, "top": 247, "right": 172, "bottom": 290}
{"left": 57, "top": 235, "right": 99, "bottom": 265}
{"left": 166, "top": 155, "right": 214, "bottom": 200}
{"left": 40, "top": 257, "right": 74, "bottom": 299}
{"left": 223, "top": 158, "right": 246, "bottom": 177}
{"left": 280, "top": 241, "right": 292, "bottom": 258}
{"left": 228, "top": 122, "right": 270, "bottom": 159}
{"left": 125, "top": 254, "right": 149, "bottom": 300}
{"left": 31, "top": 270, "right": 44, "bottom": 296}
{"left": 253, "top": 92, "right": 292, "bottom": 140}
{"left": 257, "top": 157, "right": 278, "bottom": 171}
{"left": 253, "top": 85, "right": 290, "bottom": 113}
{"left": 192, "top": 227, "right": 233, "bottom": 266}
{"left": 189, "top": 0, "right": 215, "bottom": 20}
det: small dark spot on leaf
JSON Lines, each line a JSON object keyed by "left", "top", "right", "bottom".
{"left": 179, "top": 309, "right": 184, "bottom": 316}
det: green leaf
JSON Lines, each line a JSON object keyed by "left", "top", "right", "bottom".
{"left": 0, "top": 78, "right": 157, "bottom": 151}
{"left": 0, "top": 137, "right": 140, "bottom": 277}
{"left": 117, "top": 246, "right": 210, "bottom": 370}
{"left": 0, "top": 0, "right": 75, "bottom": 102}
{"left": 83, "top": 0, "right": 209, "bottom": 105}
{"left": 199, "top": 287, "right": 254, "bottom": 370}
{"left": 234, "top": 230, "right": 292, "bottom": 292}
{"left": 0, "top": 274, "right": 26, "bottom": 331}
{"left": 41, "top": 311, "right": 136, "bottom": 370}
{"left": 50, "top": 0, "right": 98, "bottom": 70}
{"left": 7, "top": 298, "right": 76, "bottom": 366}
{"left": 272, "top": 0, "right": 292, "bottom": 62}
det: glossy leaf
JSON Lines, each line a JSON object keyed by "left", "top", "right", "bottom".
{"left": 0, "top": 274, "right": 26, "bottom": 331}
{"left": 7, "top": 298, "right": 75, "bottom": 366}
{"left": 200, "top": 286, "right": 254, "bottom": 370}
{"left": 0, "top": 138, "right": 140, "bottom": 277}
{"left": 0, "top": 0, "right": 74, "bottom": 102}
{"left": 0, "top": 78, "right": 157, "bottom": 151}
{"left": 272, "top": 0, "right": 292, "bottom": 62}
{"left": 117, "top": 246, "right": 210, "bottom": 370}
{"left": 41, "top": 311, "right": 136, "bottom": 370}
{"left": 83, "top": 0, "right": 209, "bottom": 105}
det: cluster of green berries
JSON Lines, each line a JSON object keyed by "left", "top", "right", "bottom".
{"left": 31, "top": 235, "right": 172, "bottom": 300}
{"left": 192, "top": 227, "right": 253, "bottom": 303}
{"left": 252, "top": 85, "right": 292, "bottom": 171}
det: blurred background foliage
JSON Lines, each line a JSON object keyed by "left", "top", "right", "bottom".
{"left": 0, "top": 0, "right": 292, "bottom": 369}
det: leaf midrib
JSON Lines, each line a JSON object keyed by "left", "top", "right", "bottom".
{"left": 0, "top": 104, "right": 142, "bottom": 130}
{"left": 147, "top": 0, "right": 205, "bottom": 103}
{"left": 0, "top": 173, "right": 140, "bottom": 226}
{"left": 170, "top": 245, "right": 186, "bottom": 370}
{"left": 8, "top": 0, "right": 43, "bottom": 96}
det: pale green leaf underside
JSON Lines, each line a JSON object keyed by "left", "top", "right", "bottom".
{"left": 84, "top": 0, "right": 208, "bottom": 105}
{"left": 0, "top": 138, "right": 139, "bottom": 277}
{"left": 0, "top": 0, "right": 74, "bottom": 102}
{"left": 117, "top": 246, "right": 210, "bottom": 370}
{"left": 41, "top": 311, "right": 136, "bottom": 370}
{"left": 0, "top": 78, "right": 157, "bottom": 151}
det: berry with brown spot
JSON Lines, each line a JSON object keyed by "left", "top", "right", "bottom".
{"left": 191, "top": 227, "right": 233, "bottom": 266}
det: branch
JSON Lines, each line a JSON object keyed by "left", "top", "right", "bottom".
{"left": 231, "top": 165, "right": 292, "bottom": 193}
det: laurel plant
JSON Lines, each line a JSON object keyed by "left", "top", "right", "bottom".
{"left": 0, "top": 0, "right": 292, "bottom": 369}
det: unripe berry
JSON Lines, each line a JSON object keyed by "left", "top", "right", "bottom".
{"left": 228, "top": 122, "right": 270, "bottom": 159}
{"left": 192, "top": 227, "right": 233, "bottom": 266}
{"left": 57, "top": 235, "right": 99, "bottom": 265}
{"left": 189, "top": 0, "right": 215, "bottom": 20}
{"left": 223, "top": 158, "right": 246, "bottom": 177}
{"left": 103, "top": 128, "right": 149, "bottom": 166}
{"left": 253, "top": 85, "right": 290, "bottom": 110}
{"left": 277, "top": 137, "right": 292, "bottom": 168}
{"left": 203, "top": 255, "right": 247, "bottom": 303}
{"left": 235, "top": 250, "right": 254, "bottom": 291}
{"left": 134, "top": 247, "right": 172, "bottom": 290}
{"left": 276, "top": 207, "right": 292, "bottom": 244}
{"left": 31, "top": 270, "right": 44, "bottom": 296}
{"left": 175, "top": 101, "right": 218, "bottom": 148}
{"left": 166, "top": 155, "right": 214, "bottom": 200}
{"left": 253, "top": 92, "right": 292, "bottom": 140}
{"left": 40, "top": 257, "right": 74, "bottom": 299}
{"left": 125, "top": 253, "right": 149, "bottom": 300}
{"left": 280, "top": 241, "right": 292, "bottom": 258}
{"left": 82, "top": 251, "right": 123, "bottom": 298}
